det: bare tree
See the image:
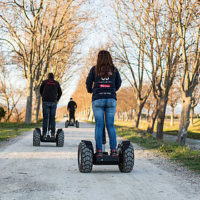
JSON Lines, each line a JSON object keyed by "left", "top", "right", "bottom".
{"left": 166, "top": 0, "right": 200, "bottom": 145}
{"left": 0, "top": 0, "right": 85, "bottom": 123}
{"left": 31, "top": 1, "right": 85, "bottom": 122}
{"left": 0, "top": 57, "right": 25, "bottom": 122}
{"left": 112, "top": 0, "right": 152, "bottom": 128}
{"left": 116, "top": 87, "right": 137, "bottom": 121}
{"left": 147, "top": 98, "right": 159, "bottom": 134}
{"left": 71, "top": 48, "right": 97, "bottom": 120}
{"left": 168, "top": 84, "right": 181, "bottom": 126}
{"left": 144, "top": 91, "right": 156, "bottom": 121}
{"left": 114, "top": 0, "right": 181, "bottom": 138}
{"left": 190, "top": 84, "right": 200, "bottom": 125}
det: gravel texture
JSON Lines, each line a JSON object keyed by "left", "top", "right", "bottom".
{"left": 0, "top": 121, "right": 199, "bottom": 200}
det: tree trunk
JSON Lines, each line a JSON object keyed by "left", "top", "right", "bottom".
{"left": 177, "top": 96, "right": 192, "bottom": 145}
{"left": 133, "top": 101, "right": 145, "bottom": 128}
{"left": 170, "top": 106, "right": 174, "bottom": 127}
{"left": 25, "top": 76, "right": 33, "bottom": 124}
{"left": 146, "top": 108, "right": 150, "bottom": 122}
{"left": 35, "top": 87, "right": 41, "bottom": 123}
{"left": 147, "top": 105, "right": 159, "bottom": 134}
{"left": 190, "top": 107, "right": 194, "bottom": 126}
{"left": 156, "top": 96, "right": 168, "bottom": 140}
{"left": 88, "top": 106, "right": 93, "bottom": 121}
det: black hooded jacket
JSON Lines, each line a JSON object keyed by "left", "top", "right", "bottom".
{"left": 40, "top": 78, "right": 62, "bottom": 102}
{"left": 86, "top": 66, "right": 122, "bottom": 101}
{"left": 67, "top": 100, "right": 77, "bottom": 112}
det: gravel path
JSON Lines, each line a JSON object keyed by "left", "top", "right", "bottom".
{"left": 0, "top": 121, "right": 199, "bottom": 200}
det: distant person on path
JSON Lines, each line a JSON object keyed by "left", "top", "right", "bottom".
{"left": 86, "top": 50, "right": 122, "bottom": 157}
{"left": 67, "top": 98, "right": 77, "bottom": 122}
{"left": 40, "top": 73, "right": 62, "bottom": 137}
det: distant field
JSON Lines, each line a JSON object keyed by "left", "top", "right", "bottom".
{"left": 115, "top": 119, "right": 200, "bottom": 139}
{"left": 0, "top": 122, "right": 41, "bottom": 141}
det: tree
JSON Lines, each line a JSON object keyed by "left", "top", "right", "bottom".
{"left": 0, "top": 60, "right": 25, "bottom": 122}
{"left": 71, "top": 48, "right": 97, "bottom": 120}
{"left": 168, "top": 84, "right": 181, "bottom": 126}
{"left": 116, "top": 87, "right": 137, "bottom": 121}
{"left": 112, "top": 0, "right": 152, "bottom": 128}
{"left": 145, "top": 91, "right": 158, "bottom": 134}
{"left": 31, "top": 1, "right": 85, "bottom": 122}
{"left": 0, "top": 0, "right": 86, "bottom": 123}
{"left": 190, "top": 84, "right": 200, "bottom": 125}
{"left": 144, "top": 91, "right": 156, "bottom": 121}
{"left": 167, "top": 0, "right": 200, "bottom": 145}
{"left": 114, "top": 0, "right": 181, "bottom": 139}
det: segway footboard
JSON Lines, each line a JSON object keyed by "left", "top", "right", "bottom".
{"left": 93, "top": 153, "right": 119, "bottom": 165}
{"left": 41, "top": 137, "right": 57, "bottom": 143}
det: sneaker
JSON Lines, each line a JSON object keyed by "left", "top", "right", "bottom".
{"left": 96, "top": 150, "right": 103, "bottom": 157}
{"left": 51, "top": 132, "right": 55, "bottom": 137}
{"left": 110, "top": 150, "right": 118, "bottom": 157}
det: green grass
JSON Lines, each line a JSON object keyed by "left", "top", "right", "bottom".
{"left": 116, "top": 126, "right": 200, "bottom": 173}
{"left": 115, "top": 119, "right": 200, "bottom": 139}
{"left": 0, "top": 122, "right": 41, "bottom": 141}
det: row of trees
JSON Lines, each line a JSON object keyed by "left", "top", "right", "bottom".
{"left": 111, "top": 0, "right": 200, "bottom": 145}
{"left": 0, "top": 0, "right": 87, "bottom": 123}
{"left": 72, "top": 0, "right": 200, "bottom": 145}
{"left": 0, "top": 0, "right": 199, "bottom": 146}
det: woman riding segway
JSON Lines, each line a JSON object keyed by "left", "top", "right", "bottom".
{"left": 78, "top": 50, "right": 134, "bottom": 173}
{"left": 86, "top": 50, "right": 122, "bottom": 157}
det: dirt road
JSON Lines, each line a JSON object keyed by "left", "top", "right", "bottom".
{"left": 0, "top": 121, "right": 199, "bottom": 200}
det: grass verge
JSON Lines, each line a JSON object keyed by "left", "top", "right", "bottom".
{"left": 116, "top": 126, "right": 200, "bottom": 174}
{"left": 115, "top": 119, "right": 200, "bottom": 140}
{"left": 0, "top": 122, "right": 41, "bottom": 141}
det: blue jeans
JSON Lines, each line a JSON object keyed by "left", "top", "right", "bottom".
{"left": 92, "top": 98, "right": 117, "bottom": 151}
{"left": 42, "top": 102, "right": 57, "bottom": 134}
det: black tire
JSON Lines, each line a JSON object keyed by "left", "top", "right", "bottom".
{"left": 56, "top": 129, "right": 64, "bottom": 147}
{"left": 65, "top": 120, "right": 68, "bottom": 128}
{"left": 33, "top": 128, "right": 41, "bottom": 146}
{"left": 76, "top": 120, "right": 79, "bottom": 128}
{"left": 78, "top": 142, "right": 93, "bottom": 173}
{"left": 118, "top": 144, "right": 134, "bottom": 173}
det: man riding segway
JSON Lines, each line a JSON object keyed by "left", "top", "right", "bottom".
{"left": 65, "top": 98, "right": 79, "bottom": 128}
{"left": 33, "top": 72, "right": 64, "bottom": 147}
{"left": 40, "top": 73, "right": 62, "bottom": 137}
{"left": 67, "top": 98, "right": 77, "bottom": 124}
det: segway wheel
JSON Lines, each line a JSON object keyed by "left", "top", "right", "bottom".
{"left": 56, "top": 129, "right": 64, "bottom": 147}
{"left": 65, "top": 120, "right": 68, "bottom": 128}
{"left": 76, "top": 120, "right": 79, "bottom": 128}
{"left": 118, "top": 142, "right": 134, "bottom": 173}
{"left": 33, "top": 128, "right": 41, "bottom": 146}
{"left": 78, "top": 142, "right": 93, "bottom": 173}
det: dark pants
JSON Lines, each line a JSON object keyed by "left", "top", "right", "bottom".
{"left": 42, "top": 102, "right": 57, "bottom": 134}
{"left": 69, "top": 110, "right": 75, "bottom": 122}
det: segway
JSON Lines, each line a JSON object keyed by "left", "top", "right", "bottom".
{"left": 33, "top": 110, "right": 64, "bottom": 147}
{"left": 65, "top": 110, "right": 79, "bottom": 128}
{"left": 78, "top": 122, "right": 134, "bottom": 173}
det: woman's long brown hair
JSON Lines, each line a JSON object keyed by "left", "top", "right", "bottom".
{"left": 95, "top": 50, "right": 115, "bottom": 77}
